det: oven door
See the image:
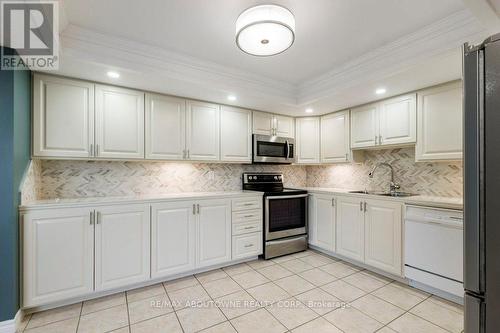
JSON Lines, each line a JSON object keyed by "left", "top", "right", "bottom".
{"left": 253, "top": 134, "right": 295, "bottom": 164}
{"left": 265, "top": 194, "right": 308, "bottom": 241}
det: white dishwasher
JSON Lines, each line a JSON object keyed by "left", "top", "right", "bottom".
{"left": 404, "top": 205, "right": 463, "bottom": 298}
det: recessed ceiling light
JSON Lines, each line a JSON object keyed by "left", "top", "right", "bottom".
{"left": 227, "top": 95, "right": 237, "bottom": 101}
{"left": 235, "top": 4, "right": 295, "bottom": 56}
{"left": 305, "top": 108, "right": 313, "bottom": 113}
{"left": 107, "top": 71, "right": 120, "bottom": 79}
{"left": 375, "top": 88, "right": 386, "bottom": 95}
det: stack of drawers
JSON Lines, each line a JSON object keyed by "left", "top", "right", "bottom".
{"left": 231, "top": 197, "right": 263, "bottom": 260}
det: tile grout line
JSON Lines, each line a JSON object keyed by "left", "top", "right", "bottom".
{"left": 75, "top": 302, "right": 83, "bottom": 333}
{"left": 161, "top": 282, "right": 186, "bottom": 333}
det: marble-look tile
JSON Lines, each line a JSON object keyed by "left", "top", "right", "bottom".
{"left": 388, "top": 312, "right": 449, "bottom": 333}
{"left": 246, "top": 282, "right": 290, "bottom": 304}
{"left": 176, "top": 306, "right": 226, "bottom": 333}
{"left": 298, "top": 254, "right": 334, "bottom": 267}
{"left": 109, "top": 327, "right": 130, "bottom": 333}
{"left": 372, "top": 282, "right": 429, "bottom": 310}
{"left": 257, "top": 264, "right": 294, "bottom": 281}
{"left": 196, "top": 269, "right": 229, "bottom": 284}
{"left": 271, "top": 254, "right": 298, "bottom": 264}
{"left": 26, "top": 303, "right": 82, "bottom": 329}
{"left": 410, "top": 297, "right": 464, "bottom": 333}
{"left": 77, "top": 304, "right": 129, "bottom": 333}
{"left": 130, "top": 313, "right": 182, "bottom": 333}
{"left": 222, "top": 263, "right": 253, "bottom": 276}
{"left": 342, "top": 271, "right": 391, "bottom": 293}
{"left": 127, "top": 294, "right": 173, "bottom": 324}
{"left": 321, "top": 280, "right": 366, "bottom": 302}
{"left": 199, "top": 321, "right": 236, "bottom": 333}
{"left": 24, "top": 317, "right": 79, "bottom": 333}
{"left": 202, "top": 277, "right": 243, "bottom": 298}
{"left": 230, "top": 308, "right": 287, "bottom": 333}
{"left": 291, "top": 317, "right": 343, "bottom": 333}
{"left": 319, "top": 262, "right": 359, "bottom": 278}
{"left": 351, "top": 294, "right": 405, "bottom": 324}
{"left": 266, "top": 298, "right": 319, "bottom": 330}
{"left": 167, "top": 284, "right": 210, "bottom": 310}
{"left": 274, "top": 275, "right": 316, "bottom": 296}
{"left": 246, "top": 259, "right": 275, "bottom": 270}
{"left": 215, "top": 290, "right": 260, "bottom": 319}
{"left": 231, "top": 270, "right": 269, "bottom": 289}
{"left": 82, "top": 292, "right": 126, "bottom": 315}
{"left": 280, "top": 259, "right": 314, "bottom": 273}
{"left": 163, "top": 275, "right": 199, "bottom": 292}
{"left": 324, "top": 307, "right": 384, "bottom": 333}
{"left": 295, "top": 288, "right": 342, "bottom": 315}
{"left": 298, "top": 268, "right": 337, "bottom": 286}
{"left": 17, "top": 313, "right": 31, "bottom": 332}
{"left": 376, "top": 327, "right": 398, "bottom": 333}
{"left": 126, "top": 284, "right": 166, "bottom": 303}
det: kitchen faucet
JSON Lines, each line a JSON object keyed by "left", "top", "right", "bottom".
{"left": 368, "top": 162, "right": 401, "bottom": 194}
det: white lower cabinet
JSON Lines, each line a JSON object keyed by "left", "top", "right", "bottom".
{"left": 151, "top": 201, "right": 196, "bottom": 278}
{"left": 336, "top": 196, "right": 365, "bottom": 262}
{"left": 232, "top": 233, "right": 262, "bottom": 260}
{"left": 364, "top": 199, "right": 402, "bottom": 276}
{"left": 197, "top": 199, "right": 232, "bottom": 268}
{"left": 22, "top": 207, "right": 94, "bottom": 307}
{"left": 308, "top": 194, "right": 336, "bottom": 252}
{"left": 94, "top": 204, "right": 150, "bottom": 291}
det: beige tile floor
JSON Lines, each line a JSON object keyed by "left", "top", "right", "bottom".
{"left": 19, "top": 250, "right": 464, "bottom": 333}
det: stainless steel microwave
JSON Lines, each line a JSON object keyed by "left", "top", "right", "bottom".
{"left": 252, "top": 134, "right": 296, "bottom": 164}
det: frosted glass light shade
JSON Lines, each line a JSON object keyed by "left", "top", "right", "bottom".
{"left": 236, "top": 5, "right": 295, "bottom": 56}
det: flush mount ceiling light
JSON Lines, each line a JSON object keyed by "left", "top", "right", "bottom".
{"left": 227, "top": 95, "right": 237, "bottom": 101}
{"left": 375, "top": 88, "right": 387, "bottom": 95}
{"left": 235, "top": 4, "right": 295, "bottom": 56}
{"left": 107, "top": 71, "right": 120, "bottom": 79}
{"left": 305, "top": 108, "right": 313, "bottom": 113}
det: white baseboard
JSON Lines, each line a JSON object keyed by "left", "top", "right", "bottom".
{"left": 0, "top": 310, "right": 22, "bottom": 333}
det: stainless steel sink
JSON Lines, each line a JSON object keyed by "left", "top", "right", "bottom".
{"left": 348, "top": 190, "right": 417, "bottom": 198}
{"left": 348, "top": 190, "right": 370, "bottom": 194}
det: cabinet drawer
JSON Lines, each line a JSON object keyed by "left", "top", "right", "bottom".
{"left": 232, "top": 197, "right": 262, "bottom": 211}
{"left": 232, "top": 220, "right": 262, "bottom": 235}
{"left": 232, "top": 209, "right": 262, "bottom": 224}
{"left": 232, "top": 232, "right": 263, "bottom": 260}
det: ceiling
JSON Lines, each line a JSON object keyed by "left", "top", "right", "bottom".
{"left": 52, "top": 0, "right": 496, "bottom": 115}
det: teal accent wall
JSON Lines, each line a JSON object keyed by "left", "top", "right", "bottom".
{"left": 0, "top": 48, "right": 31, "bottom": 321}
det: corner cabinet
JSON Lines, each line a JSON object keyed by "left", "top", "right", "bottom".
{"left": 220, "top": 106, "right": 252, "bottom": 162}
{"left": 321, "top": 110, "right": 350, "bottom": 163}
{"left": 253, "top": 111, "right": 294, "bottom": 138}
{"left": 33, "top": 74, "right": 95, "bottom": 158}
{"left": 416, "top": 81, "right": 463, "bottom": 161}
{"left": 95, "top": 85, "right": 145, "bottom": 159}
{"left": 296, "top": 117, "right": 320, "bottom": 164}
{"left": 351, "top": 93, "right": 416, "bottom": 149}
{"left": 308, "top": 193, "right": 336, "bottom": 252}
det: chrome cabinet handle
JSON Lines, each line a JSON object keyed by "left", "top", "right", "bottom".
{"left": 89, "top": 211, "right": 94, "bottom": 225}
{"left": 182, "top": 150, "right": 186, "bottom": 159}
{"left": 364, "top": 202, "right": 367, "bottom": 212}
{"left": 379, "top": 135, "right": 382, "bottom": 144}
{"left": 95, "top": 144, "right": 99, "bottom": 156}
{"left": 331, "top": 198, "right": 335, "bottom": 207}
{"left": 375, "top": 135, "right": 378, "bottom": 145}
{"left": 193, "top": 204, "right": 196, "bottom": 215}
{"left": 187, "top": 149, "right": 190, "bottom": 159}
{"left": 90, "top": 144, "right": 93, "bottom": 157}
{"left": 244, "top": 214, "right": 255, "bottom": 218}
{"left": 96, "top": 211, "right": 101, "bottom": 224}
{"left": 360, "top": 202, "right": 363, "bottom": 211}
{"left": 244, "top": 226, "right": 255, "bottom": 230}
{"left": 244, "top": 244, "right": 254, "bottom": 248}
{"left": 243, "top": 203, "right": 253, "bottom": 206}
{"left": 197, "top": 204, "right": 200, "bottom": 214}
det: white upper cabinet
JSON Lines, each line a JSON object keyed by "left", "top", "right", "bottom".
{"left": 336, "top": 196, "right": 365, "bottom": 262}
{"left": 220, "top": 106, "right": 252, "bottom": 162}
{"left": 274, "top": 115, "right": 295, "bottom": 138}
{"left": 151, "top": 201, "right": 196, "bottom": 278}
{"left": 253, "top": 111, "right": 294, "bottom": 138}
{"left": 364, "top": 199, "right": 402, "bottom": 276}
{"left": 22, "top": 207, "right": 94, "bottom": 307}
{"left": 95, "top": 85, "right": 145, "bottom": 159}
{"left": 378, "top": 93, "right": 416, "bottom": 146}
{"left": 309, "top": 193, "right": 336, "bottom": 252}
{"left": 296, "top": 117, "right": 320, "bottom": 164}
{"left": 351, "top": 103, "right": 378, "bottom": 148}
{"left": 416, "top": 81, "right": 463, "bottom": 161}
{"left": 197, "top": 199, "right": 232, "bottom": 268}
{"left": 145, "top": 94, "right": 186, "bottom": 160}
{"left": 94, "top": 204, "right": 150, "bottom": 291}
{"left": 351, "top": 94, "right": 416, "bottom": 149}
{"left": 33, "top": 74, "right": 95, "bottom": 158}
{"left": 186, "top": 101, "right": 220, "bottom": 161}
{"left": 321, "top": 110, "right": 350, "bottom": 163}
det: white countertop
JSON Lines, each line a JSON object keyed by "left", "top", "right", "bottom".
{"left": 299, "top": 187, "right": 463, "bottom": 210}
{"left": 20, "top": 191, "right": 263, "bottom": 210}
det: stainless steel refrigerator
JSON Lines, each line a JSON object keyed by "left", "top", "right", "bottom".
{"left": 464, "top": 33, "right": 500, "bottom": 333}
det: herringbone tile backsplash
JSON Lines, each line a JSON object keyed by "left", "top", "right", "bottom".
{"left": 24, "top": 147, "right": 462, "bottom": 201}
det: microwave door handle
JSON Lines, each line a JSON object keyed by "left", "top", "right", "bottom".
{"left": 285, "top": 140, "right": 290, "bottom": 159}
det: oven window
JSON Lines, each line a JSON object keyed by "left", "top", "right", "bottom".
{"left": 257, "top": 141, "right": 287, "bottom": 158}
{"left": 268, "top": 197, "right": 306, "bottom": 232}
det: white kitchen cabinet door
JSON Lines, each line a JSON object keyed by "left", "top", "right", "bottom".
{"left": 95, "top": 204, "right": 150, "bottom": 291}
{"left": 253, "top": 111, "right": 274, "bottom": 135}
{"left": 220, "top": 106, "right": 252, "bottom": 162}
{"left": 95, "top": 85, "right": 145, "bottom": 159}
{"left": 274, "top": 115, "right": 295, "bottom": 138}
{"left": 296, "top": 117, "right": 320, "bottom": 164}
{"left": 309, "top": 194, "right": 336, "bottom": 252}
{"left": 197, "top": 199, "right": 232, "bottom": 268}
{"left": 416, "top": 81, "right": 463, "bottom": 161}
{"left": 321, "top": 111, "right": 350, "bottom": 163}
{"left": 350, "top": 103, "right": 378, "bottom": 149}
{"left": 145, "top": 94, "right": 186, "bottom": 160}
{"left": 33, "top": 74, "right": 95, "bottom": 158}
{"left": 186, "top": 101, "right": 220, "bottom": 161}
{"left": 364, "top": 199, "right": 402, "bottom": 276}
{"left": 151, "top": 201, "right": 196, "bottom": 278}
{"left": 23, "top": 207, "right": 94, "bottom": 307}
{"left": 336, "top": 196, "right": 365, "bottom": 262}
{"left": 378, "top": 94, "right": 416, "bottom": 146}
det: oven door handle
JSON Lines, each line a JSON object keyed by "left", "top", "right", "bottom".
{"left": 266, "top": 194, "right": 308, "bottom": 200}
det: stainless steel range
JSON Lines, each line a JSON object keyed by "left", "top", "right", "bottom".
{"left": 242, "top": 172, "right": 308, "bottom": 259}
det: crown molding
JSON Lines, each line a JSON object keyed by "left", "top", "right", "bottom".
{"left": 60, "top": 24, "right": 298, "bottom": 102}
{"left": 296, "top": 9, "right": 485, "bottom": 105}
